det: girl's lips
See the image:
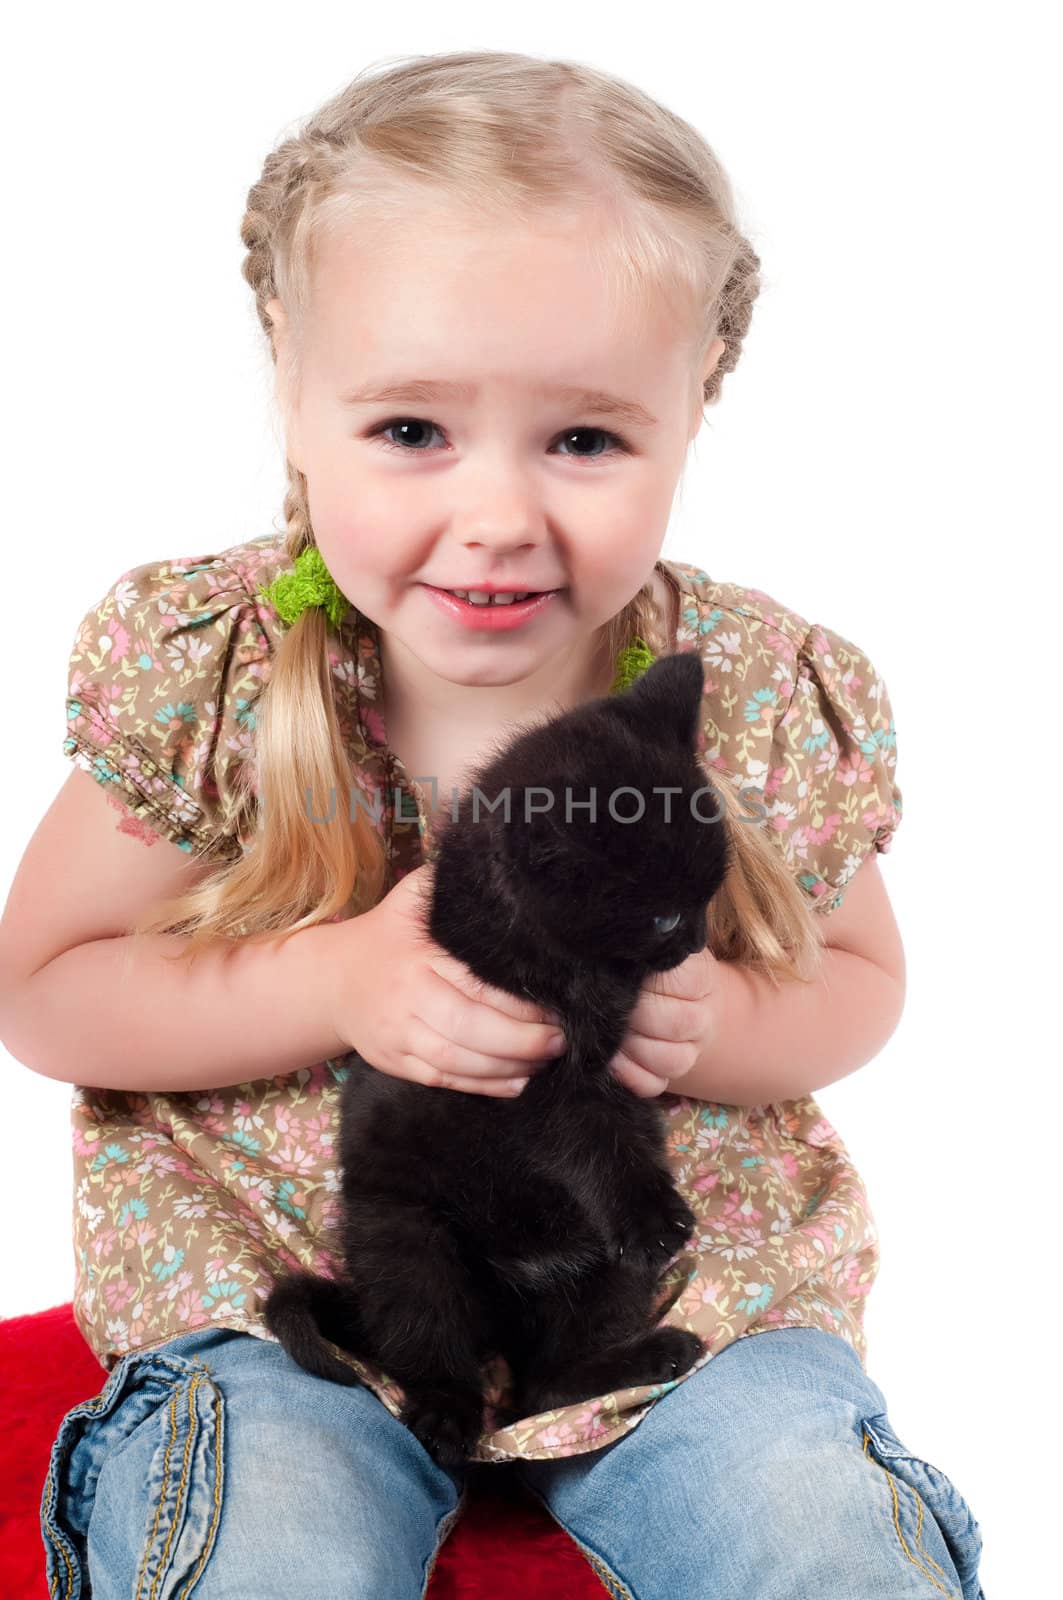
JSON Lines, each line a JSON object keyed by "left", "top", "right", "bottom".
{"left": 422, "top": 584, "right": 562, "bottom": 631}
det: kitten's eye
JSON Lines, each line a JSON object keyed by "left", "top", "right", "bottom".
{"left": 653, "top": 912, "right": 682, "bottom": 935}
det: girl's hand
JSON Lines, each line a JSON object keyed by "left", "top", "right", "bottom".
{"left": 331, "top": 865, "right": 567, "bottom": 1098}
{"left": 608, "top": 947, "right": 723, "bottom": 1098}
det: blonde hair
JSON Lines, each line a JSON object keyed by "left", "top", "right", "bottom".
{"left": 136, "top": 48, "right": 823, "bottom": 986}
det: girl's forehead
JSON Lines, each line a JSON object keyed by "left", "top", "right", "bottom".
{"left": 305, "top": 216, "right": 697, "bottom": 383}
{"left": 310, "top": 197, "right": 689, "bottom": 318}
{"left": 312, "top": 209, "right": 615, "bottom": 301}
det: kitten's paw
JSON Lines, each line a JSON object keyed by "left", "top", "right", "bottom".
{"left": 619, "top": 1190, "right": 697, "bottom": 1272}
{"left": 630, "top": 1326, "right": 705, "bottom": 1385}
{"left": 516, "top": 1326, "right": 706, "bottom": 1413}
{"left": 399, "top": 1386, "right": 485, "bottom": 1470}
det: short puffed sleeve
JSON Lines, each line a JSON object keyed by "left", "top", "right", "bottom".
{"left": 63, "top": 551, "right": 274, "bottom": 859}
{"left": 759, "top": 619, "right": 902, "bottom": 916}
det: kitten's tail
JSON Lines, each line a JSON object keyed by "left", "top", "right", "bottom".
{"left": 263, "top": 1268, "right": 369, "bottom": 1387}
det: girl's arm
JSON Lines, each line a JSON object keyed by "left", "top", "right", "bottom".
{"left": 0, "top": 921, "right": 352, "bottom": 1091}
{"left": 678, "top": 855, "right": 906, "bottom": 1107}
{"left": 0, "top": 768, "right": 350, "bottom": 1091}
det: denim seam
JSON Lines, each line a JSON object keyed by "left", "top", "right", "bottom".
{"left": 135, "top": 1372, "right": 223, "bottom": 1600}
{"left": 517, "top": 1482, "right": 634, "bottom": 1600}
{"left": 40, "top": 1354, "right": 220, "bottom": 1600}
{"left": 160, "top": 1380, "right": 204, "bottom": 1597}
{"left": 135, "top": 1383, "right": 180, "bottom": 1600}
{"left": 572, "top": 1540, "right": 630, "bottom": 1600}
{"left": 861, "top": 1428, "right": 959, "bottom": 1599}
{"left": 179, "top": 1378, "right": 225, "bottom": 1598}
{"left": 42, "top": 1356, "right": 185, "bottom": 1600}
{"left": 420, "top": 1479, "right": 471, "bottom": 1599}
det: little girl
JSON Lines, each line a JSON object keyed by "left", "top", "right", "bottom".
{"left": 2, "top": 48, "right": 986, "bottom": 1600}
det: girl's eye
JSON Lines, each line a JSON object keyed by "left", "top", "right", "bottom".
{"left": 653, "top": 911, "right": 682, "bottom": 935}
{"left": 367, "top": 417, "right": 630, "bottom": 460}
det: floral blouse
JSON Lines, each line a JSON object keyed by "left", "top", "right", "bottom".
{"left": 61, "top": 533, "right": 902, "bottom": 1462}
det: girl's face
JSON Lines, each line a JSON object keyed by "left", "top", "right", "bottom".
{"left": 270, "top": 208, "right": 722, "bottom": 694}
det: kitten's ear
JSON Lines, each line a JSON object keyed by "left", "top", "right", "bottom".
{"left": 499, "top": 794, "right": 569, "bottom": 876}
{"left": 612, "top": 653, "right": 705, "bottom": 751}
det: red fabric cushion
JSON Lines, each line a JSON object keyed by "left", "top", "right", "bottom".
{"left": 0, "top": 1304, "right": 606, "bottom": 1598}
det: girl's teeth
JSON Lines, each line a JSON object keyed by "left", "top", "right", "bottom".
{"left": 448, "top": 589, "right": 531, "bottom": 605}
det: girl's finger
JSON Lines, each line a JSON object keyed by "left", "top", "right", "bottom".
{"left": 396, "top": 1054, "right": 532, "bottom": 1098}
{"left": 430, "top": 956, "right": 556, "bottom": 1027}
{"left": 655, "top": 998, "right": 707, "bottom": 1044}
{"left": 433, "top": 1073, "right": 533, "bottom": 1098}
{"left": 435, "top": 1075, "right": 531, "bottom": 1100}
{"left": 478, "top": 983, "right": 559, "bottom": 1026}
{"left": 613, "top": 1031, "right": 698, "bottom": 1077}
{"left": 417, "top": 972, "right": 564, "bottom": 1067}
{"left": 655, "top": 949, "right": 714, "bottom": 1001}
{"left": 627, "top": 990, "right": 692, "bottom": 1043}
{"left": 405, "top": 1013, "right": 555, "bottom": 1082}
{"left": 609, "top": 1054, "right": 670, "bottom": 1098}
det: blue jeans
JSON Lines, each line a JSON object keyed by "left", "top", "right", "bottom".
{"left": 41, "top": 1324, "right": 986, "bottom": 1599}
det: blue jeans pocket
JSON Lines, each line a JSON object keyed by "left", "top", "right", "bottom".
{"left": 862, "top": 1411, "right": 986, "bottom": 1600}
{"left": 40, "top": 1332, "right": 225, "bottom": 1600}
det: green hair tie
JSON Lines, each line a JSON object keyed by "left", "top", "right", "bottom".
{"left": 610, "top": 634, "right": 657, "bottom": 694}
{"left": 257, "top": 545, "right": 349, "bottom": 630}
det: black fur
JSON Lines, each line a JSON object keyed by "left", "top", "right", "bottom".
{"left": 264, "top": 653, "right": 731, "bottom": 1467}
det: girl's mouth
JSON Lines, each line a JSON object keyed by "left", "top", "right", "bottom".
{"left": 422, "top": 585, "right": 562, "bottom": 631}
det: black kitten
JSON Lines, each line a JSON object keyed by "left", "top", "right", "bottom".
{"left": 265, "top": 653, "right": 731, "bottom": 1468}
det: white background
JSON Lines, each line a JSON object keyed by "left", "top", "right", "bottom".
{"left": 2, "top": 2, "right": 1058, "bottom": 1591}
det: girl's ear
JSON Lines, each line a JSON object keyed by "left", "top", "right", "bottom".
{"left": 612, "top": 654, "right": 705, "bottom": 753}
{"left": 265, "top": 297, "right": 307, "bottom": 474}
{"left": 688, "top": 337, "right": 727, "bottom": 439}
{"left": 265, "top": 296, "right": 290, "bottom": 373}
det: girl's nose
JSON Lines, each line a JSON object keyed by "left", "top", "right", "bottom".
{"left": 458, "top": 523, "right": 543, "bottom": 553}
{"left": 453, "top": 465, "right": 547, "bottom": 552}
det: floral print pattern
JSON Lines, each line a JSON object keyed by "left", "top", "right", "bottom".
{"left": 60, "top": 535, "right": 902, "bottom": 1461}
